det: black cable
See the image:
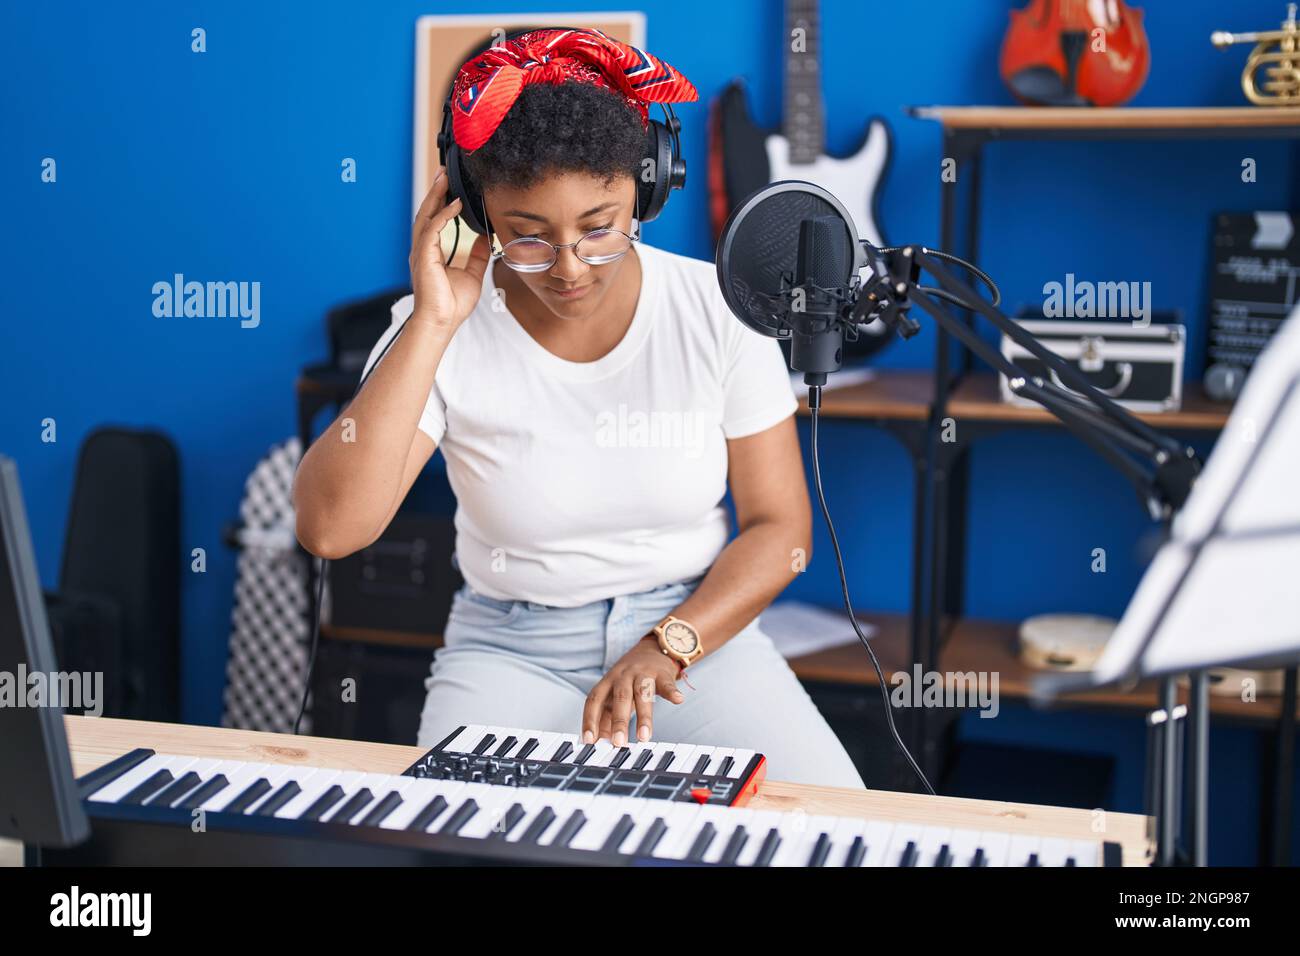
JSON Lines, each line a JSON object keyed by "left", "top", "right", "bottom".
{"left": 863, "top": 241, "right": 1002, "bottom": 308}
{"left": 292, "top": 312, "right": 410, "bottom": 736}
{"left": 807, "top": 388, "right": 936, "bottom": 795}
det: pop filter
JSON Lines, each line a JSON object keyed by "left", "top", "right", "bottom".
{"left": 716, "top": 181, "right": 885, "bottom": 382}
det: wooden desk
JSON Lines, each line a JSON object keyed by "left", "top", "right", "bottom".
{"left": 60, "top": 715, "right": 1153, "bottom": 866}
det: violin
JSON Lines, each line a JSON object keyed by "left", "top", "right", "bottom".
{"left": 1000, "top": 0, "right": 1151, "bottom": 106}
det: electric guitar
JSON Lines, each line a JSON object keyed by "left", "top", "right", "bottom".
{"left": 708, "top": 0, "right": 891, "bottom": 250}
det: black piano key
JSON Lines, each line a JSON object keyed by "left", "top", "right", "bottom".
{"left": 610, "top": 747, "right": 631, "bottom": 768}
{"left": 632, "top": 749, "right": 654, "bottom": 771}
{"left": 1026, "top": 852, "right": 1040, "bottom": 867}
{"left": 144, "top": 771, "right": 202, "bottom": 807}
{"left": 489, "top": 803, "right": 527, "bottom": 839}
{"left": 753, "top": 828, "right": 782, "bottom": 866}
{"left": 717, "top": 756, "right": 735, "bottom": 777}
{"left": 1065, "top": 857, "right": 1077, "bottom": 867}
{"left": 574, "top": 743, "right": 596, "bottom": 765}
{"left": 493, "top": 736, "right": 518, "bottom": 758}
{"left": 471, "top": 734, "right": 497, "bottom": 756}
{"left": 692, "top": 754, "right": 711, "bottom": 775}
{"left": 655, "top": 751, "right": 675, "bottom": 771}
{"left": 515, "top": 738, "right": 540, "bottom": 760}
{"left": 635, "top": 818, "right": 668, "bottom": 856}
{"left": 971, "top": 848, "right": 987, "bottom": 868}
{"left": 935, "top": 844, "right": 953, "bottom": 867}
{"left": 600, "top": 814, "right": 636, "bottom": 853}
{"left": 685, "top": 822, "right": 717, "bottom": 862}
{"left": 253, "top": 781, "right": 303, "bottom": 816}
{"left": 899, "top": 841, "right": 918, "bottom": 867}
{"left": 301, "top": 785, "right": 347, "bottom": 821}
{"left": 121, "top": 769, "right": 175, "bottom": 805}
{"left": 330, "top": 788, "right": 375, "bottom": 823}
{"left": 407, "top": 795, "right": 449, "bottom": 831}
{"left": 519, "top": 807, "right": 557, "bottom": 844}
{"left": 844, "top": 836, "right": 867, "bottom": 867}
{"left": 77, "top": 748, "right": 156, "bottom": 799}
{"left": 223, "top": 778, "right": 271, "bottom": 814}
{"left": 175, "top": 774, "right": 229, "bottom": 810}
{"left": 806, "top": 833, "right": 832, "bottom": 867}
{"left": 439, "top": 799, "right": 479, "bottom": 835}
{"left": 719, "top": 826, "right": 750, "bottom": 865}
{"left": 552, "top": 810, "right": 587, "bottom": 847}
{"left": 358, "top": 791, "right": 404, "bottom": 827}
{"left": 431, "top": 725, "right": 467, "bottom": 752}
{"left": 550, "top": 740, "right": 574, "bottom": 763}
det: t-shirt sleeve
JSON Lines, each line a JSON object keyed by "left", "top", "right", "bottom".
{"left": 719, "top": 302, "right": 799, "bottom": 439}
{"left": 358, "top": 293, "right": 448, "bottom": 445}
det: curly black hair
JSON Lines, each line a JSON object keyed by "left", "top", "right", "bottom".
{"left": 463, "top": 80, "right": 646, "bottom": 192}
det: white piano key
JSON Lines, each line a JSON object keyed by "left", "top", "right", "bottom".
{"left": 83, "top": 754, "right": 182, "bottom": 803}
{"left": 550, "top": 733, "right": 583, "bottom": 762}
{"left": 734, "top": 810, "right": 786, "bottom": 866}
{"left": 568, "top": 796, "right": 634, "bottom": 851}
{"left": 859, "top": 821, "right": 897, "bottom": 866}
{"left": 977, "top": 831, "right": 1012, "bottom": 866}
{"left": 523, "top": 732, "right": 559, "bottom": 762}
{"left": 245, "top": 765, "right": 329, "bottom": 815}
{"left": 1036, "top": 836, "right": 1072, "bottom": 867}
{"left": 584, "top": 739, "right": 616, "bottom": 767}
{"left": 1068, "top": 839, "right": 1101, "bottom": 867}
{"left": 824, "top": 816, "right": 869, "bottom": 867}
{"left": 709, "top": 748, "right": 735, "bottom": 777}
{"left": 917, "top": 826, "right": 954, "bottom": 867}
{"left": 660, "top": 743, "right": 697, "bottom": 774}
{"left": 944, "top": 828, "right": 985, "bottom": 867}
{"left": 274, "top": 768, "right": 343, "bottom": 819}
{"left": 651, "top": 804, "right": 706, "bottom": 859}
{"left": 1008, "top": 834, "right": 1043, "bottom": 867}
{"left": 884, "top": 823, "right": 928, "bottom": 866}
{"left": 687, "top": 746, "right": 719, "bottom": 776}
{"left": 440, "top": 724, "right": 486, "bottom": 754}
{"left": 381, "top": 781, "right": 466, "bottom": 831}
{"left": 725, "top": 749, "right": 757, "bottom": 779}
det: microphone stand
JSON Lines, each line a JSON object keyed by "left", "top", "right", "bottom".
{"left": 860, "top": 244, "right": 1205, "bottom": 865}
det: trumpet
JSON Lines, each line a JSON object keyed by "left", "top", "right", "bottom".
{"left": 1212, "top": 3, "right": 1300, "bottom": 105}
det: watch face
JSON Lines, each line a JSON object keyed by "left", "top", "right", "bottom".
{"left": 663, "top": 621, "right": 698, "bottom": 654}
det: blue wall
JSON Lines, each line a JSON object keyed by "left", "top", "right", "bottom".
{"left": 4, "top": 1, "right": 1296, "bottom": 863}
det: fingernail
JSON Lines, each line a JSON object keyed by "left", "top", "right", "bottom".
{"left": 582, "top": 731, "right": 593, "bottom": 744}
{"left": 638, "top": 725, "right": 650, "bottom": 742}
{"left": 612, "top": 732, "right": 625, "bottom": 748}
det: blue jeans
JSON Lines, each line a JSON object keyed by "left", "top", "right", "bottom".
{"left": 416, "top": 575, "right": 866, "bottom": 790}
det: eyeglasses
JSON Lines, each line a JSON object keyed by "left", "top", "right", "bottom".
{"left": 494, "top": 224, "right": 641, "bottom": 273}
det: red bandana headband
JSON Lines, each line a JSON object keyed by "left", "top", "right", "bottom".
{"left": 450, "top": 28, "right": 698, "bottom": 152}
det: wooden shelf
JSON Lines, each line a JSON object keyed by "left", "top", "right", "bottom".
{"left": 947, "top": 372, "right": 1231, "bottom": 431}
{"left": 788, "top": 613, "right": 1299, "bottom": 725}
{"left": 320, "top": 622, "right": 443, "bottom": 651}
{"left": 910, "top": 105, "right": 1300, "bottom": 131}
{"left": 794, "top": 369, "right": 934, "bottom": 421}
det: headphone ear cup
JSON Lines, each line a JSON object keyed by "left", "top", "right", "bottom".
{"left": 637, "top": 119, "right": 675, "bottom": 223}
{"left": 438, "top": 101, "right": 489, "bottom": 236}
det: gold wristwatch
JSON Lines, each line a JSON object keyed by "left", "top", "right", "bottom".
{"left": 651, "top": 615, "right": 704, "bottom": 669}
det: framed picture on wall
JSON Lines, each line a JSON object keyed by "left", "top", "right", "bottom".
{"left": 413, "top": 12, "right": 646, "bottom": 264}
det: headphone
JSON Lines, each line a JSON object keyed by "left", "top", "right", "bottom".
{"left": 435, "top": 28, "right": 688, "bottom": 239}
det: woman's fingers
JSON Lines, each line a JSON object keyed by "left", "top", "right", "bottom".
{"left": 607, "top": 677, "right": 635, "bottom": 748}
{"left": 656, "top": 672, "right": 684, "bottom": 705}
{"left": 412, "top": 166, "right": 449, "bottom": 227}
{"left": 461, "top": 232, "right": 492, "bottom": 284}
{"left": 581, "top": 682, "right": 608, "bottom": 744}
{"left": 633, "top": 675, "right": 656, "bottom": 742}
{"left": 597, "top": 709, "right": 613, "bottom": 745}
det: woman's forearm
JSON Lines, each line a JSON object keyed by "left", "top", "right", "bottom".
{"left": 667, "top": 516, "right": 812, "bottom": 656}
{"left": 293, "top": 314, "right": 456, "bottom": 558}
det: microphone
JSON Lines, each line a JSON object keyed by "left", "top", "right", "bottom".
{"left": 715, "top": 181, "right": 865, "bottom": 387}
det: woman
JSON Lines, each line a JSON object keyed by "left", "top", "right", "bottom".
{"left": 294, "top": 29, "right": 864, "bottom": 789}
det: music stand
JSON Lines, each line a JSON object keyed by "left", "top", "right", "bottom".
{"left": 0, "top": 455, "right": 90, "bottom": 849}
{"left": 1033, "top": 300, "right": 1300, "bottom": 866}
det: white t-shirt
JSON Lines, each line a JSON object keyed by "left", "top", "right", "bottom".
{"left": 361, "top": 242, "right": 798, "bottom": 607}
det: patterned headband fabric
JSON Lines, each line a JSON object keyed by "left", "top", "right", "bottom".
{"left": 450, "top": 27, "right": 698, "bottom": 152}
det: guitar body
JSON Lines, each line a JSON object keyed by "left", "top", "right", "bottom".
{"left": 709, "top": 78, "right": 891, "bottom": 249}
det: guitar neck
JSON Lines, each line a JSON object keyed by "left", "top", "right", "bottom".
{"left": 782, "top": 0, "right": 826, "bottom": 163}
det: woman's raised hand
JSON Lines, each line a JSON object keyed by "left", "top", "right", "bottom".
{"left": 409, "top": 166, "right": 491, "bottom": 329}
